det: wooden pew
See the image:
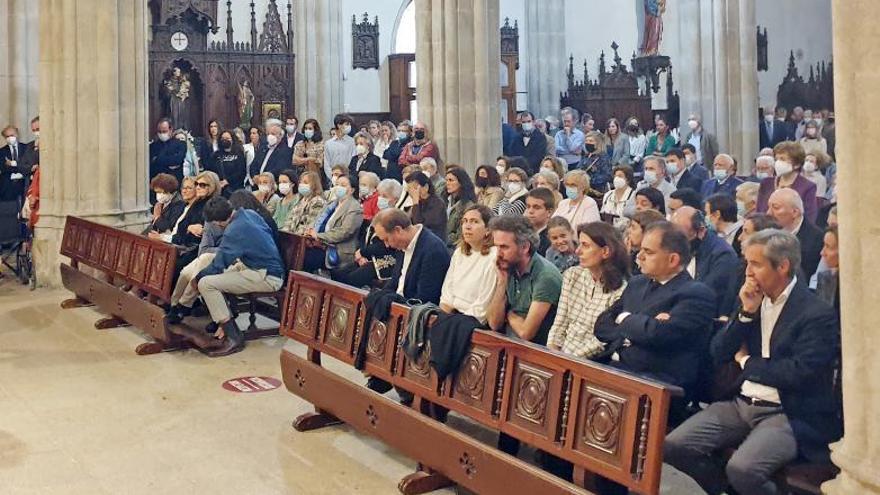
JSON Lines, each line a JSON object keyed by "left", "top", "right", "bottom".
{"left": 59, "top": 215, "right": 179, "bottom": 355}
{"left": 279, "top": 271, "right": 679, "bottom": 495}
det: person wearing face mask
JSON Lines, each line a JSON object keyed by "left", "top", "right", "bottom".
{"left": 665, "top": 148, "right": 703, "bottom": 193}
{"left": 799, "top": 120, "right": 828, "bottom": 157}
{"left": 143, "top": 173, "right": 186, "bottom": 236}
{"left": 624, "top": 117, "right": 647, "bottom": 173}
{"left": 683, "top": 113, "right": 719, "bottom": 168}
{"left": 272, "top": 169, "right": 301, "bottom": 228}
{"left": 373, "top": 121, "right": 395, "bottom": 171}
{"left": 148, "top": 118, "right": 187, "bottom": 184}
{"left": 418, "top": 157, "right": 445, "bottom": 197}
{"left": 579, "top": 131, "right": 612, "bottom": 193}
{"left": 759, "top": 105, "right": 792, "bottom": 150}
{"left": 756, "top": 141, "right": 818, "bottom": 223}
{"left": 802, "top": 152, "right": 828, "bottom": 198}
{"left": 493, "top": 168, "right": 530, "bottom": 216}
{"left": 322, "top": 113, "right": 357, "bottom": 181}
{"left": 281, "top": 171, "right": 327, "bottom": 234}
{"left": 381, "top": 120, "right": 411, "bottom": 181}
{"left": 209, "top": 130, "right": 247, "bottom": 195}
{"left": 399, "top": 121, "right": 440, "bottom": 166}
{"left": 474, "top": 165, "right": 505, "bottom": 209}
{"left": 252, "top": 172, "right": 279, "bottom": 213}
{"left": 292, "top": 118, "right": 325, "bottom": 176}
{"left": 305, "top": 175, "right": 364, "bottom": 273}
{"left": 358, "top": 171, "right": 381, "bottom": 223}
{"left": 509, "top": 111, "right": 546, "bottom": 174}
{"left": 748, "top": 155, "right": 776, "bottom": 183}
{"left": 601, "top": 165, "right": 637, "bottom": 231}
{"left": 553, "top": 169, "right": 600, "bottom": 230}
{"left": 681, "top": 144, "right": 710, "bottom": 182}
{"left": 284, "top": 116, "right": 304, "bottom": 149}
{"left": 0, "top": 125, "right": 29, "bottom": 203}
{"left": 251, "top": 123, "right": 293, "bottom": 181}
{"left": 348, "top": 132, "right": 384, "bottom": 186}
{"left": 699, "top": 153, "right": 743, "bottom": 200}
{"left": 627, "top": 156, "right": 676, "bottom": 218}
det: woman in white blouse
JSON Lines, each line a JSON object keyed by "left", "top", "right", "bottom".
{"left": 439, "top": 204, "right": 498, "bottom": 323}
{"left": 553, "top": 169, "right": 600, "bottom": 230}
{"left": 601, "top": 164, "right": 636, "bottom": 232}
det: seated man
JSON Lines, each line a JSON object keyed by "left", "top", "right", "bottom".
{"left": 700, "top": 153, "right": 744, "bottom": 199}
{"left": 373, "top": 208, "right": 450, "bottom": 304}
{"left": 667, "top": 187, "right": 703, "bottom": 219}
{"left": 665, "top": 229, "right": 841, "bottom": 495}
{"left": 666, "top": 148, "right": 703, "bottom": 192}
{"left": 524, "top": 188, "right": 556, "bottom": 256}
{"left": 167, "top": 196, "right": 285, "bottom": 357}
{"left": 671, "top": 206, "right": 740, "bottom": 317}
{"left": 767, "top": 188, "right": 823, "bottom": 280}
{"left": 595, "top": 221, "right": 715, "bottom": 398}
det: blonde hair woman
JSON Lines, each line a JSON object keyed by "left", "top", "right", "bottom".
{"left": 282, "top": 171, "right": 327, "bottom": 235}
{"left": 554, "top": 169, "right": 600, "bottom": 230}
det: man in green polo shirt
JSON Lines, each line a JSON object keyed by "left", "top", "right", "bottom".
{"left": 486, "top": 215, "right": 562, "bottom": 346}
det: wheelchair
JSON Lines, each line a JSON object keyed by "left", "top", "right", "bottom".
{"left": 0, "top": 200, "right": 35, "bottom": 289}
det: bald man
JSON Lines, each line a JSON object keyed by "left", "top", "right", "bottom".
{"left": 671, "top": 206, "right": 739, "bottom": 316}
{"left": 767, "top": 188, "right": 823, "bottom": 279}
{"left": 700, "top": 153, "right": 744, "bottom": 199}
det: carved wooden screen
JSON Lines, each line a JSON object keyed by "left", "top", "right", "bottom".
{"left": 777, "top": 51, "right": 834, "bottom": 112}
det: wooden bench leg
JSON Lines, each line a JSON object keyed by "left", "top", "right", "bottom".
{"left": 94, "top": 316, "right": 131, "bottom": 329}
{"left": 61, "top": 297, "right": 94, "bottom": 309}
{"left": 397, "top": 466, "right": 453, "bottom": 495}
{"left": 292, "top": 408, "right": 343, "bottom": 431}
{"left": 135, "top": 339, "right": 187, "bottom": 356}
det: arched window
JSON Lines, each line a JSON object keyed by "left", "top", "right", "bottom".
{"left": 393, "top": 1, "right": 415, "bottom": 54}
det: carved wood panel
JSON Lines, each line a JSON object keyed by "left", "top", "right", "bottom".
{"left": 75, "top": 224, "right": 91, "bottom": 259}
{"left": 501, "top": 356, "right": 565, "bottom": 445}
{"left": 129, "top": 241, "right": 152, "bottom": 284}
{"left": 100, "top": 234, "right": 120, "bottom": 272}
{"left": 282, "top": 280, "right": 324, "bottom": 342}
{"left": 571, "top": 383, "right": 630, "bottom": 463}
{"left": 60, "top": 221, "right": 78, "bottom": 259}
{"left": 363, "top": 303, "right": 407, "bottom": 378}
{"left": 87, "top": 230, "right": 105, "bottom": 266}
{"left": 145, "top": 248, "right": 172, "bottom": 296}
{"left": 318, "top": 287, "right": 363, "bottom": 365}
{"left": 447, "top": 344, "right": 502, "bottom": 423}
{"left": 395, "top": 313, "right": 441, "bottom": 397}
{"left": 115, "top": 237, "right": 134, "bottom": 277}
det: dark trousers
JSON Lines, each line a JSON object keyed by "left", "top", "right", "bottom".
{"left": 664, "top": 397, "right": 798, "bottom": 495}
{"left": 332, "top": 263, "right": 377, "bottom": 289}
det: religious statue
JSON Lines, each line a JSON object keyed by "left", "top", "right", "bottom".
{"left": 162, "top": 67, "right": 192, "bottom": 130}
{"left": 640, "top": 0, "right": 666, "bottom": 56}
{"left": 238, "top": 80, "right": 255, "bottom": 128}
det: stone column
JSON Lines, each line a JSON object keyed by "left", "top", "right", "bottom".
{"left": 824, "top": 1, "right": 880, "bottom": 493}
{"left": 524, "top": 0, "right": 566, "bottom": 120}
{"left": 415, "top": 0, "right": 502, "bottom": 173}
{"left": 0, "top": 0, "right": 40, "bottom": 141}
{"left": 34, "top": 0, "right": 151, "bottom": 287}
{"left": 295, "top": 0, "right": 344, "bottom": 128}
{"left": 673, "top": 0, "right": 758, "bottom": 173}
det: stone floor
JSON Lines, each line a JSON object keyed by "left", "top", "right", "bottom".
{"left": 0, "top": 279, "right": 703, "bottom": 494}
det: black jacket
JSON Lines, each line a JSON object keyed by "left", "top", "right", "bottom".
{"left": 595, "top": 271, "right": 716, "bottom": 393}
{"left": 209, "top": 149, "right": 248, "bottom": 192}
{"left": 349, "top": 153, "right": 385, "bottom": 185}
{"left": 693, "top": 234, "right": 740, "bottom": 316}
{"left": 796, "top": 220, "right": 824, "bottom": 280}
{"left": 711, "top": 280, "right": 841, "bottom": 460}
{"left": 672, "top": 169, "right": 704, "bottom": 197}
{"left": 149, "top": 139, "right": 187, "bottom": 182}
{"left": 146, "top": 193, "right": 187, "bottom": 234}
{"left": 0, "top": 142, "right": 30, "bottom": 202}
{"left": 384, "top": 227, "right": 451, "bottom": 304}
{"left": 410, "top": 194, "right": 448, "bottom": 244}
{"left": 759, "top": 120, "right": 793, "bottom": 150}
{"left": 382, "top": 138, "right": 410, "bottom": 181}
{"left": 251, "top": 142, "right": 293, "bottom": 179}
{"left": 171, "top": 199, "right": 207, "bottom": 247}
{"left": 509, "top": 131, "right": 546, "bottom": 175}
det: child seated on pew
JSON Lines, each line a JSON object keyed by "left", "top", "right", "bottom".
{"left": 544, "top": 217, "right": 578, "bottom": 273}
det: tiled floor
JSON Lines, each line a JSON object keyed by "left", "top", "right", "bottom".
{"left": 0, "top": 280, "right": 703, "bottom": 494}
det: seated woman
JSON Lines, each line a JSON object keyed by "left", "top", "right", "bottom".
{"left": 554, "top": 170, "right": 601, "bottom": 230}
{"left": 281, "top": 171, "right": 326, "bottom": 234}
{"left": 539, "top": 155, "right": 568, "bottom": 186}
{"left": 272, "top": 169, "right": 300, "bottom": 228}
{"left": 406, "top": 171, "right": 448, "bottom": 243}
{"left": 349, "top": 131, "right": 384, "bottom": 180}
{"left": 253, "top": 172, "right": 279, "bottom": 213}
{"left": 756, "top": 140, "right": 818, "bottom": 222}
{"left": 625, "top": 209, "right": 665, "bottom": 275}
{"left": 358, "top": 171, "right": 381, "bottom": 222}
{"left": 580, "top": 130, "right": 612, "bottom": 193}
{"left": 544, "top": 216, "right": 579, "bottom": 273}
{"left": 149, "top": 171, "right": 221, "bottom": 269}
{"left": 547, "top": 222, "right": 629, "bottom": 359}
{"left": 334, "top": 179, "right": 402, "bottom": 288}
{"left": 445, "top": 167, "right": 477, "bottom": 248}
{"left": 633, "top": 186, "right": 666, "bottom": 215}
{"left": 492, "top": 167, "right": 530, "bottom": 216}
{"left": 144, "top": 173, "right": 185, "bottom": 236}
{"left": 304, "top": 175, "right": 364, "bottom": 272}
{"left": 601, "top": 165, "right": 636, "bottom": 231}
{"left": 326, "top": 164, "right": 348, "bottom": 200}
{"left": 474, "top": 164, "right": 504, "bottom": 209}
{"left": 209, "top": 129, "right": 247, "bottom": 195}
{"left": 532, "top": 169, "right": 563, "bottom": 206}
{"left": 439, "top": 204, "right": 498, "bottom": 323}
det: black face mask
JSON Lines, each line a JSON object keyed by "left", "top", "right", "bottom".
{"left": 414, "top": 130, "right": 426, "bottom": 140}
{"left": 628, "top": 124, "right": 639, "bottom": 132}
{"left": 585, "top": 143, "right": 597, "bottom": 153}
{"left": 475, "top": 177, "right": 489, "bottom": 188}
{"left": 221, "top": 140, "right": 232, "bottom": 149}
{"left": 690, "top": 237, "right": 702, "bottom": 255}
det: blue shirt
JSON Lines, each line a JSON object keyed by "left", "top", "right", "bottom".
{"left": 555, "top": 129, "right": 585, "bottom": 166}
{"left": 196, "top": 208, "right": 285, "bottom": 281}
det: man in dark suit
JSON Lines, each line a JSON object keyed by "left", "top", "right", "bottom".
{"left": 373, "top": 208, "right": 450, "bottom": 304}
{"left": 666, "top": 148, "right": 703, "bottom": 193}
{"left": 149, "top": 118, "right": 187, "bottom": 182}
{"left": 508, "top": 111, "right": 546, "bottom": 174}
{"left": 665, "top": 229, "right": 841, "bottom": 495}
{"left": 0, "top": 125, "right": 31, "bottom": 202}
{"left": 595, "top": 221, "right": 715, "bottom": 397}
{"left": 759, "top": 107, "right": 793, "bottom": 150}
{"left": 382, "top": 121, "right": 411, "bottom": 182}
{"left": 283, "top": 116, "right": 305, "bottom": 149}
{"left": 768, "top": 188, "right": 823, "bottom": 279}
{"left": 671, "top": 206, "right": 740, "bottom": 316}
{"left": 250, "top": 123, "right": 292, "bottom": 181}
{"left": 700, "top": 153, "right": 743, "bottom": 199}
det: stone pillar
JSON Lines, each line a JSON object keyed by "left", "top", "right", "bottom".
{"left": 674, "top": 0, "right": 758, "bottom": 173}
{"left": 34, "top": 0, "right": 151, "bottom": 287}
{"left": 0, "top": 0, "right": 40, "bottom": 141}
{"left": 415, "top": 0, "right": 502, "bottom": 173}
{"left": 524, "top": 0, "right": 566, "bottom": 120}
{"left": 824, "top": 1, "right": 880, "bottom": 493}
{"left": 295, "top": 0, "right": 344, "bottom": 129}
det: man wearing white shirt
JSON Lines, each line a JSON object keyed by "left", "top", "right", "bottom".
{"left": 665, "top": 229, "right": 841, "bottom": 495}
{"left": 0, "top": 125, "right": 29, "bottom": 202}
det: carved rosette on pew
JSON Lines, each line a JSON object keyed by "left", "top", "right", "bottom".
{"left": 279, "top": 272, "right": 677, "bottom": 495}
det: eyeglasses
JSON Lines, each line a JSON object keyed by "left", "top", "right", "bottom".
{"left": 195, "top": 182, "right": 210, "bottom": 188}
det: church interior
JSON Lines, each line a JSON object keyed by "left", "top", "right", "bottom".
{"left": 1, "top": 0, "right": 877, "bottom": 494}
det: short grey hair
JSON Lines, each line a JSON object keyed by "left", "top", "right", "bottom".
{"left": 532, "top": 169, "right": 560, "bottom": 188}
{"left": 560, "top": 107, "right": 580, "bottom": 122}
{"left": 377, "top": 178, "right": 402, "bottom": 199}
{"left": 643, "top": 156, "right": 667, "bottom": 176}
{"left": 419, "top": 157, "right": 438, "bottom": 171}
{"left": 743, "top": 229, "right": 801, "bottom": 278}
{"left": 770, "top": 188, "right": 804, "bottom": 215}
{"left": 354, "top": 131, "right": 374, "bottom": 150}
{"left": 755, "top": 155, "right": 775, "bottom": 169}
{"left": 488, "top": 215, "right": 539, "bottom": 255}
{"left": 358, "top": 171, "right": 380, "bottom": 188}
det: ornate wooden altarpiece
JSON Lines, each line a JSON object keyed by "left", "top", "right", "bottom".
{"left": 777, "top": 51, "right": 834, "bottom": 112}
{"left": 148, "top": 0, "right": 296, "bottom": 136}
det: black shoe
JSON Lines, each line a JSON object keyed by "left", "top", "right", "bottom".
{"left": 205, "top": 321, "right": 219, "bottom": 334}
{"left": 397, "top": 389, "right": 414, "bottom": 407}
{"left": 207, "top": 320, "right": 245, "bottom": 357}
{"left": 366, "top": 377, "right": 393, "bottom": 394}
{"left": 165, "top": 304, "right": 192, "bottom": 324}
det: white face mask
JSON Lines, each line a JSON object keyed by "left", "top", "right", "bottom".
{"left": 644, "top": 170, "right": 658, "bottom": 185}
{"left": 155, "top": 192, "right": 172, "bottom": 204}
{"left": 521, "top": 122, "right": 534, "bottom": 133}
{"left": 156, "top": 132, "right": 170, "bottom": 143}
{"left": 507, "top": 182, "right": 523, "bottom": 195}
{"left": 32, "top": 131, "right": 40, "bottom": 139}
{"left": 258, "top": 184, "right": 271, "bottom": 194}
{"left": 684, "top": 154, "right": 695, "bottom": 166}
{"left": 613, "top": 176, "right": 627, "bottom": 190}
{"left": 266, "top": 134, "right": 279, "bottom": 147}
{"left": 278, "top": 182, "right": 292, "bottom": 195}
{"left": 496, "top": 165, "right": 506, "bottom": 175}
{"left": 803, "top": 162, "right": 817, "bottom": 174}
{"left": 764, "top": 114, "right": 774, "bottom": 123}
{"left": 359, "top": 186, "right": 373, "bottom": 198}
{"left": 687, "top": 119, "right": 698, "bottom": 130}
{"left": 342, "top": 124, "right": 352, "bottom": 135}
{"left": 356, "top": 144, "right": 368, "bottom": 156}
{"left": 774, "top": 160, "right": 794, "bottom": 176}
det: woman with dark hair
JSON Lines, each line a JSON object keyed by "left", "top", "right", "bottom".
{"left": 602, "top": 165, "right": 636, "bottom": 231}
{"left": 439, "top": 204, "right": 498, "bottom": 323}
{"left": 292, "top": 119, "right": 324, "bottom": 176}
{"left": 210, "top": 129, "right": 247, "bottom": 194}
{"left": 406, "top": 171, "right": 447, "bottom": 242}
{"left": 271, "top": 169, "right": 300, "bottom": 228}
{"left": 199, "top": 119, "right": 222, "bottom": 172}
{"left": 445, "top": 166, "right": 477, "bottom": 247}
{"left": 548, "top": 222, "right": 629, "bottom": 359}
{"left": 634, "top": 186, "right": 666, "bottom": 215}
{"left": 605, "top": 117, "right": 631, "bottom": 167}
{"left": 474, "top": 164, "right": 504, "bottom": 209}
{"left": 145, "top": 173, "right": 185, "bottom": 235}
{"left": 244, "top": 126, "right": 262, "bottom": 171}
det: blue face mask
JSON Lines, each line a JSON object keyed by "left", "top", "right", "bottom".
{"left": 666, "top": 162, "right": 679, "bottom": 176}
{"left": 377, "top": 197, "right": 392, "bottom": 210}
{"left": 334, "top": 186, "right": 347, "bottom": 199}
{"left": 736, "top": 200, "right": 747, "bottom": 217}
{"left": 714, "top": 169, "right": 728, "bottom": 182}
{"left": 565, "top": 186, "right": 580, "bottom": 200}
{"left": 298, "top": 184, "right": 311, "bottom": 196}
{"left": 704, "top": 214, "right": 717, "bottom": 233}
{"left": 644, "top": 170, "right": 658, "bottom": 185}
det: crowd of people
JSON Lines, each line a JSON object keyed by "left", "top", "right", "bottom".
{"left": 1, "top": 102, "right": 842, "bottom": 492}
